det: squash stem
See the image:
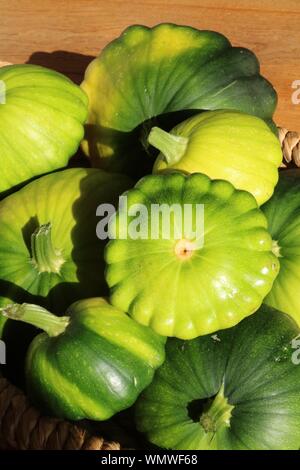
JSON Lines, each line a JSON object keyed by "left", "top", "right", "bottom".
{"left": 0, "top": 303, "right": 69, "bottom": 337}
{"left": 200, "top": 384, "right": 234, "bottom": 434}
{"left": 148, "top": 127, "right": 188, "bottom": 165}
{"left": 31, "top": 223, "right": 65, "bottom": 274}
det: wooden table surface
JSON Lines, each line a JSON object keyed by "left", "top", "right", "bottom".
{"left": 0, "top": 0, "right": 299, "bottom": 131}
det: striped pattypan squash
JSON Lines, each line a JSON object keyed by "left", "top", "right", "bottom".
{"left": 262, "top": 170, "right": 300, "bottom": 325}
{"left": 150, "top": 110, "right": 282, "bottom": 206}
{"left": 105, "top": 172, "right": 279, "bottom": 339}
{"left": 136, "top": 305, "right": 300, "bottom": 450}
{"left": 1, "top": 298, "right": 165, "bottom": 420}
{"left": 81, "top": 23, "right": 277, "bottom": 177}
{"left": 0, "top": 64, "right": 88, "bottom": 196}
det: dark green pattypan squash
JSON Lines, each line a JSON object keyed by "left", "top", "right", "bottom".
{"left": 0, "top": 167, "right": 131, "bottom": 314}
{"left": 136, "top": 305, "right": 300, "bottom": 450}
{"left": 81, "top": 23, "right": 277, "bottom": 177}
{"left": 1, "top": 298, "right": 165, "bottom": 420}
{"left": 0, "top": 64, "right": 88, "bottom": 196}
{"left": 262, "top": 170, "right": 300, "bottom": 326}
{"left": 105, "top": 172, "right": 279, "bottom": 339}
{"left": 150, "top": 110, "right": 282, "bottom": 205}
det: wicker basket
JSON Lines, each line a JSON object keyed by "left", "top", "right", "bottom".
{"left": 0, "top": 62, "right": 300, "bottom": 450}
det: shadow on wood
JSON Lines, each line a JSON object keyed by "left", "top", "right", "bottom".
{"left": 26, "top": 50, "right": 95, "bottom": 84}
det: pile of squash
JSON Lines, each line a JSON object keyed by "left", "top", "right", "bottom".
{"left": 1, "top": 24, "right": 300, "bottom": 450}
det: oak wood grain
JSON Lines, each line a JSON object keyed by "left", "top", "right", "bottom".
{"left": 0, "top": 0, "right": 299, "bottom": 130}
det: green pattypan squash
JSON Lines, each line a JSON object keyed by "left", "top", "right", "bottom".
{"left": 105, "top": 172, "right": 279, "bottom": 339}
{"left": 136, "top": 305, "right": 300, "bottom": 450}
{"left": 1, "top": 298, "right": 165, "bottom": 420}
{"left": 81, "top": 24, "right": 277, "bottom": 177}
{"left": 0, "top": 167, "right": 131, "bottom": 313}
{"left": 150, "top": 110, "right": 282, "bottom": 205}
{"left": 0, "top": 64, "right": 88, "bottom": 196}
{"left": 262, "top": 170, "right": 300, "bottom": 325}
